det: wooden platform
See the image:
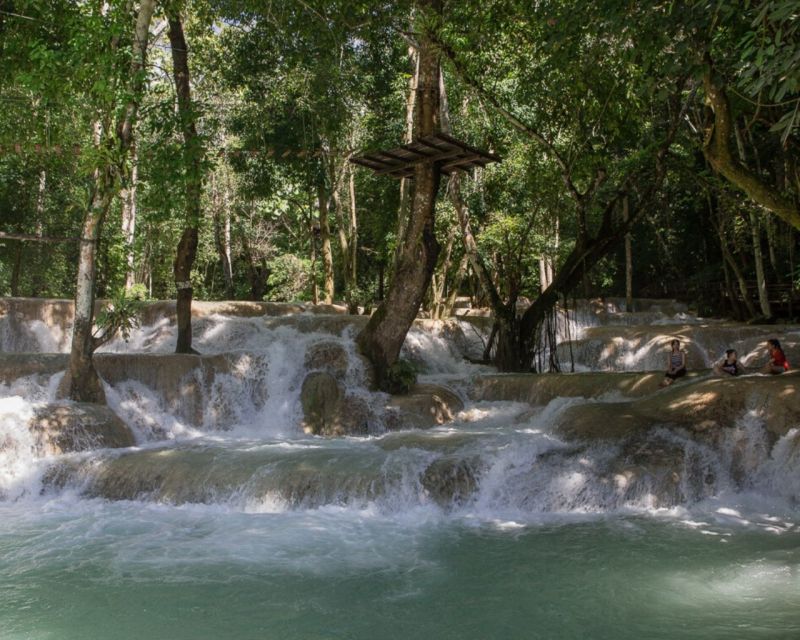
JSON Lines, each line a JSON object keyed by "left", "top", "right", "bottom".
{"left": 350, "top": 133, "right": 500, "bottom": 179}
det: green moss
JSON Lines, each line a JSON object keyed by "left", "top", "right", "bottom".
{"left": 382, "top": 359, "right": 418, "bottom": 395}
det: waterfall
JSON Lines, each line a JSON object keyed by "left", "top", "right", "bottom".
{"left": 0, "top": 298, "right": 798, "bottom": 524}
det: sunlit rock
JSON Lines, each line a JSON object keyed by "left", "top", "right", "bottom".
{"left": 95, "top": 352, "right": 269, "bottom": 428}
{"left": 470, "top": 371, "right": 678, "bottom": 404}
{"left": 28, "top": 402, "right": 134, "bottom": 455}
{"left": 384, "top": 384, "right": 464, "bottom": 430}
{"left": 421, "top": 456, "right": 479, "bottom": 506}
{"left": 558, "top": 323, "right": 800, "bottom": 372}
{"left": 0, "top": 353, "right": 68, "bottom": 384}
{"left": 555, "top": 373, "right": 800, "bottom": 441}
{"left": 299, "top": 371, "right": 370, "bottom": 436}
{"left": 304, "top": 341, "right": 349, "bottom": 377}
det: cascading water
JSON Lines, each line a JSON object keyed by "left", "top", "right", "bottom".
{"left": 1, "top": 299, "right": 799, "bottom": 639}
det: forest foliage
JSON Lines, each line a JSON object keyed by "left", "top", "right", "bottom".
{"left": 1, "top": 0, "right": 798, "bottom": 323}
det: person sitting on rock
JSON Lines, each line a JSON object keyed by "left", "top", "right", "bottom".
{"left": 661, "top": 339, "right": 687, "bottom": 386}
{"left": 714, "top": 349, "right": 744, "bottom": 376}
{"left": 761, "top": 338, "right": 789, "bottom": 374}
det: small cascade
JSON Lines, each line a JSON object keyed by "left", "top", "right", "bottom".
{"left": 0, "top": 296, "right": 798, "bottom": 530}
{"left": 34, "top": 398, "right": 800, "bottom": 516}
{"left": 0, "top": 396, "right": 40, "bottom": 500}
{"left": 557, "top": 322, "right": 800, "bottom": 372}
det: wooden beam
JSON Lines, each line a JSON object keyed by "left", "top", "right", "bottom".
{"left": 350, "top": 133, "right": 501, "bottom": 178}
{"left": 435, "top": 132, "right": 501, "bottom": 162}
{"left": 397, "top": 144, "right": 436, "bottom": 159}
{"left": 0, "top": 231, "right": 79, "bottom": 243}
{"left": 416, "top": 138, "right": 450, "bottom": 153}
{"left": 350, "top": 157, "right": 387, "bottom": 170}
{"left": 373, "top": 148, "right": 468, "bottom": 175}
{"left": 439, "top": 154, "right": 485, "bottom": 172}
{"left": 374, "top": 149, "right": 410, "bottom": 163}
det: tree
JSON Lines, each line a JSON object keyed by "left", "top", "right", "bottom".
{"left": 168, "top": 5, "right": 206, "bottom": 354}
{"left": 700, "top": 1, "right": 800, "bottom": 230}
{"left": 356, "top": 0, "right": 443, "bottom": 387}
{"left": 58, "top": 1, "right": 157, "bottom": 403}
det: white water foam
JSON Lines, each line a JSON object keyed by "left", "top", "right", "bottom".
{"left": 0, "top": 397, "right": 40, "bottom": 500}
{"left": 0, "top": 304, "right": 798, "bottom": 531}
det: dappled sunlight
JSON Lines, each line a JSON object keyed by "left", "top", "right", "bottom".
{"left": 666, "top": 390, "right": 720, "bottom": 411}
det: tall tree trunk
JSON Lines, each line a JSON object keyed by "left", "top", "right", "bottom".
{"left": 347, "top": 166, "right": 359, "bottom": 310}
{"left": 30, "top": 168, "right": 47, "bottom": 295}
{"left": 121, "top": 143, "right": 138, "bottom": 290}
{"left": 709, "top": 192, "right": 758, "bottom": 319}
{"left": 357, "top": 1, "right": 442, "bottom": 387}
{"left": 168, "top": 12, "right": 204, "bottom": 354}
{"left": 212, "top": 179, "right": 234, "bottom": 299}
{"left": 431, "top": 225, "right": 456, "bottom": 319}
{"left": 58, "top": 0, "right": 156, "bottom": 403}
{"left": 721, "top": 257, "right": 743, "bottom": 319}
{"left": 442, "top": 252, "right": 468, "bottom": 318}
{"left": 309, "top": 211, "right": 319, "bottom": 304}
{"left": 393, "top": 46, "right": 419, "bottom": 272}
{"left": 765, "top": 216, "right": 780, "bottom": 280}
{"left": 749, "top": 209, "right": 772, "bottom": 317}
{"left": 513, "top": 132, "right": 681, "bottom": 371}
{"left": 317, "top": 178, "right": 334, "bottom": 304}
{"left": 10, "top": 243, "right": 22, "bottom": 296}
{"left": 623, "top": 195, "right": 633, "bottom": 311}
{"left": 334, "top": 162, "right": 359, "bottom": 313}
{"left": 733, "top": 122, "right": 772, "bottom": 318}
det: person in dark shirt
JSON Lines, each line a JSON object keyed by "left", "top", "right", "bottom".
{"left": 714, "top": 349, "right": 744, "bottom": 377}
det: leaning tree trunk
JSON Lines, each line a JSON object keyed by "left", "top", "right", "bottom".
{"left": 169, "top": 12, "right": 204, "bottom": 354}
{"left": 58, "top": 0, "right": 156, "bottom": 403}
{"left": 356, "top": 3, "right": 442, "bottom": 386}
{"left": 59, "top": 194, "right": 111, "bottom": 403}
{"left": 703, "top": 62, "right": 800, "bottom": 230}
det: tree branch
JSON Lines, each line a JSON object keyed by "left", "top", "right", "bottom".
{"left": 435, "top": 38, "right": 588, "bottom": 205}
{"left": 702, "top": 60, "right": 800, "bottom": 230}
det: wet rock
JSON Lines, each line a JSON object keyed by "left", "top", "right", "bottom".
{"left": 469, "top": 371, "right": 676, "bottom": 404}
{"left": 0, "top": 297, "right": 76, "bottom": 352}
{"left": 299, "top": 372, "right": 371, "bottom": 436}
{"left": 29, "top": 403, "right": 135, "bottom": 455}
{"left": 94, "top": 352, "right": 269, "bottom": 428}
{"left": 555, "top": 372, "right": 800, "bottom": 441}
{"left": 0, "top": 353, "right": 68, "bottom": 384}
{"left": 421, "top": 456, "right": 479, "bottom": 507}
{"left": 264, "top": 315, "right": 369, "bottom": 335}
{"left": 300, "top": 372, "right": 344, "bottom": 436}
{"left": 385, "top": 384, "right": 464, "bottom": 430}
{"left": 339, "top": 396, "right": 372, "bottom": 436}
{"left": 0, "top": 298, "right": 351, "bottom": 353}
{"left": 556, "top": 323, "right": 800, "bottom": 372}
{"left": 304, "top": 341, "right": 349, "bottom": 377}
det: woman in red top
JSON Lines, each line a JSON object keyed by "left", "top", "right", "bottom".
{"left": 762, "top": 339, "right": 790, "bottom": 374}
